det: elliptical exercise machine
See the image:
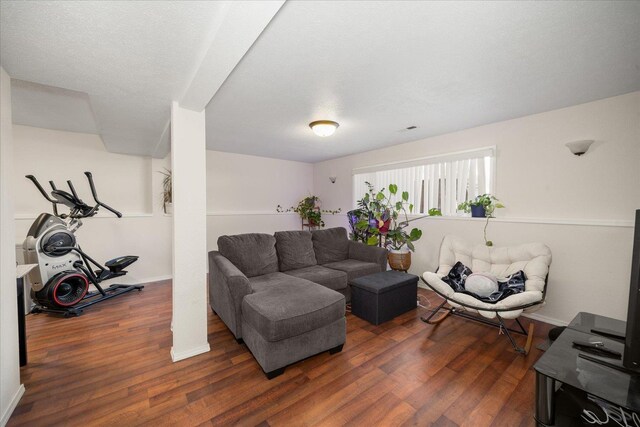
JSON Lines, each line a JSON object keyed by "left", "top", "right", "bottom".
{"left": 23, "top": 171, "right": 143, "bottom": 317}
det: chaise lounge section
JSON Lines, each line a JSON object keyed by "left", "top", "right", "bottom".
{"left": 208, "top": 227, "right": 387, "bottom": 378}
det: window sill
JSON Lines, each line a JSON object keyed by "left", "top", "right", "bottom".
{"left": 346, "top": 213, "right": 634, "bottom": 228}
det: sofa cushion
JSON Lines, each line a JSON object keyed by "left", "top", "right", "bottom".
{"left": 284, "top": 265, "right": 348, "bottom": 291}
{"left": 311, "top": 227, "right": 350, "bottom": 264}
{"left": 248, "top": 272, "right": 306, "bottom": 293}
{"left": 323, "top": 259, "right": 382, "bottom": 282}
{"left": 217, "top": 233, "right": 278, "bottom": 278}
{"left": 242, "top": 280, "right": 345, "bottom": 342}
{"left": 274, "top": 230, "right": 317, "bottom": 272}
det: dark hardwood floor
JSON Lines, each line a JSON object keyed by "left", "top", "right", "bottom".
{"left": 9, "top": 280, "right": 552, "bottom": 426}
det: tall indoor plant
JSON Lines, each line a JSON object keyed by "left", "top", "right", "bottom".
{"left": 350, "top": 182, "right": 439, "bottom": 271}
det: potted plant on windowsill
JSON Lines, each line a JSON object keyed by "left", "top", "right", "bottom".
{"left": 277, "top": 196, "right": 341, "bottom": 230}
{"left": 457, "top": 194, "right": 505, "bottom": 246}
{"left": 457, "top": 194, "right": 503, "bottom": 218}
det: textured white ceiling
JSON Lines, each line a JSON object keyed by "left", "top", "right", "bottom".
{"left": 0, "top": 0, "right": 225, "bottom": 156}
{"left": 205, "top": 1, "right": 640, "bottom": 162}
{"left": 2, "top": 1, "right": 639, "bottom": 162}
{"left": 11, "top": 79, "right": 100, "bottom": 135}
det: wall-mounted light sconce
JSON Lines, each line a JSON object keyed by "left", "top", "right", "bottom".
{"left": 329, "top": 176, "right": 337, "bottom": 184}
{"left": 565, "top": 140, "right": 595, "bottom": 156}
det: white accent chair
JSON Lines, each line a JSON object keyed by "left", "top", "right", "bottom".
{"left": 422, "top": 235, "right": 552, "bottom": 354}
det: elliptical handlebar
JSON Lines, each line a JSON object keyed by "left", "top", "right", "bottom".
{"left": 26, "top": 175, "right": 55, "bottom": 203}
{"left": 25, "top": 175, "right": 61, "bottom": 217}
{"left": 84, "top": 172, "right": 122, "bottom": 218}
{"left": 67, "top": 180, "right": 81, "bottom": 201}
{"left": 25, "top": 172, "right": 123, "bottom": 219}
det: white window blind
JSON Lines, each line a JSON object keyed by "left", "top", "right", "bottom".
{"left": 352, "top": 147, "right": 495, "bottom": 216}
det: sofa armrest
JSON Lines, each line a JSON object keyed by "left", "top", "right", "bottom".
{"left": 348, "top": 241, "right": 388, "bottom": 272}
{"left": 208, "top": 251, "right": 253, "bottom": 339}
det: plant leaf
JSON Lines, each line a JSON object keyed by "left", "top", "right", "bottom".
{"left": 389, "top": 184, "right": 397, "bottom": 195}
{"left": 355, "top": 220, "right": 369, "bottom": 230}
{"left": 409, "top": 228, "right": 422, "bottom": 240}
{"left": 367, "top": 235, "right": 379, "bottom": 246}
{"left": 402, "top": 191, "right": 409, "bottom": 201}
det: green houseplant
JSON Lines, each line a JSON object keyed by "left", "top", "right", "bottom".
{"left": 351, "top": 182, "right": 440, "bottom": 271}
{"left": 457, "top": 194, "right": 505, "bottom": 246}
{"left": 457, "top": 193, "right": 504, "bottom": 218}
{"left": 158, "top": 168, "right": 172, "bottom": 214}
{"left": 277, "top": 196, "right": 341, "bottom": 229}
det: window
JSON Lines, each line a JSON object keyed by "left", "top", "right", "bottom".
{"left": 352, "top": 147, "right": 495, "bottom": 216}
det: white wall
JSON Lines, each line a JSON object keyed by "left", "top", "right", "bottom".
{"left": 12, "top": 125, "right": 173, "bottom": 284}
{"left": 1, "top": 67, "right": 23, "bottom": 427}
{"left": 314, "top": 92, "right": 640, "bottom": 325}
{"left": 12, "top": 126, "right": 317, "bottom": 280}
{"left": 206, "top": 150, "right": 315, "bottom": 250}
{"left": 16, "top": 92, "right": 636, "bottom": 327}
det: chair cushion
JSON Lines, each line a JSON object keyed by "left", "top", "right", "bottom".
{"left": 218, "top": 233, "right": 278, "bottom": 278}
{"left": 437, "top": 235, "right": 551, "bottom": 293}
{"left": 423, "top": 271, "right": 543, "bottom": 319}
{"left": 242, "top": 280, "right": 345, "bottom": 342}
{"left": 274, "top": 230, "right": 317, "bottom": 272}
{"left": 312, "top": 227, "right": 349, "bottom": 264}
{"left": 323, "top": 259, "right": 382, "bottom": 282}
{"left": 284, "top": 265, "right": 348, "bottom": 291}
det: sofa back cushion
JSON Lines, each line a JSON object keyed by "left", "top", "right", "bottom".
{"left": 312, "top": 227, "right": 349, "bottom": 264}
{"left": 217, "top": 233, "right": 279, "bottom": 278}
{"left": 274, "top": 230, "right": 317, "bottom": 272}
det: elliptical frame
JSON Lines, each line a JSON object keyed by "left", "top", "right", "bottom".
{"left": 24, "top": 172, "right": 143, "bottom": 317}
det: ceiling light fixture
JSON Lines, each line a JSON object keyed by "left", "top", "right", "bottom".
{"left": 309, "top": 120, "right": 339, "bottom": 137}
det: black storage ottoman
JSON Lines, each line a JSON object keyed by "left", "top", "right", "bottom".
{"left": 350, "top": 270, "right": 419, "bottom": 325}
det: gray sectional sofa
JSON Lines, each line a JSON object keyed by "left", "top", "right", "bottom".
{"left": 208, "top": 227, "right": 387, "bottom": 378}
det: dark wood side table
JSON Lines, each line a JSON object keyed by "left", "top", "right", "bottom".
{"left": 534, "top": 312, "right": 639, "bottom": 426}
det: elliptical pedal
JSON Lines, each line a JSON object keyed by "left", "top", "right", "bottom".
{"left": 105, "top": 255, "right": 139, "bottom": 273}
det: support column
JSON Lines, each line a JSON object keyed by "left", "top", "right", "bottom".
{"left": 0, "top": 66, "right": 25, "bottom": 424}
{"left": 170, "top": 101, "right": 210, "bottom": 362}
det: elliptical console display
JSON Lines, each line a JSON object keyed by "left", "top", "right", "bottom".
{"left": 23, "top": 171, "right": 143, "bottom": 317}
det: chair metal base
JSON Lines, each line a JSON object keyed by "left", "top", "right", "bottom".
{"left": 421, "top": 300, "right": 535, "bottom": 355}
